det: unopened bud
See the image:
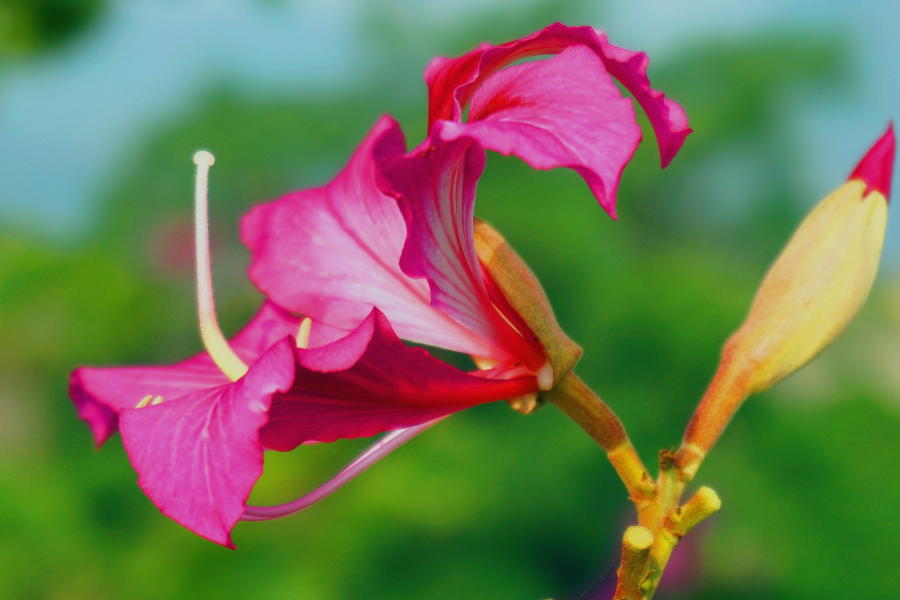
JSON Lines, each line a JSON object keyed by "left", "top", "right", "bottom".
{"left": 730, "top": 125, "right": 892, "bottom": 394}
{"left": 679, "top": 125, "right": 893, "bottom": 469}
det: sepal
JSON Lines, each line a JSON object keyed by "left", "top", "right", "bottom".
{"left": 472, "top": 218, "right": 582, "bottom": 388}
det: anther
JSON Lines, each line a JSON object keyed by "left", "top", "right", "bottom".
{"left": 535, "top": 362, "right": 554, "bottom": 391}
{"left": 135, "top": 395, "right": 153, "bottom": 409}
{"left": 151, "top": 396, "right": 164, "bottom": 406}
{"left": 296, "top": 317, "right": 312, "bottom": 349}
{"left": 193, "top": 149, "right": 249, "bottom": 382}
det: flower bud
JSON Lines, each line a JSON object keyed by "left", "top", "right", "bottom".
{"left": 678, "top": 125, "right": 893, "bottom": 471}
{"left": 733, "top": 125, "right": 892, "bottom": 394}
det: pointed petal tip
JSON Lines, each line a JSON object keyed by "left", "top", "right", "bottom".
{"left": 849, "top": 122, "right": 895, "bottom": 202}
{"left": 660, "top": 127, "right": 693, "bottom": 169}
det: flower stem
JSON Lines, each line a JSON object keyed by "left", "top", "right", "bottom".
{"left": 544, "top": 372, "right": 654, "bottom": 500}
{"left": 547, "top": 373, "right": 723, "bottom": 599}
{"left": 675, "top": 349, "right": 751, "bottom": 482}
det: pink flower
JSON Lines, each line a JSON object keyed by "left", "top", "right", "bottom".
{"left": 69, "top": 151, "right": 535, "bottom": 547}
{"left": 425, "top": 23, "right": 692, "bottom": 217}
{"left": 244, "top": 116, "right": 556, "bottom": 394}
{"left": 69, "top": 24, "right": 688, "bottom": 547}
{"left": 243, "top": 25, "right": 689, "bottom": 391}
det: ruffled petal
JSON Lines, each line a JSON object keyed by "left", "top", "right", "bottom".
{"left": 377, "top": 133, "right": 545, "bottom": 369}
{"left": 119, "top": 339, "right": 296, "bottom": 548}
{"left": 439, "top": 45, "right": 641, "bottom": 216}
{"left": 242, "top": 116, "right": 499, "bottom": 357}
{"left": 425, "top": 22, "right": 691, "bottom": 174}
{"left": 260, "top": 309, "right": 538, "bottom": 451}
{"left": 69, "top": 301, "right": 302, "bottom": 447}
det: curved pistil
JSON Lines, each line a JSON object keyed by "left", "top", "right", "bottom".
{"left": 193, "top": 150, "right": 249, "bottom": 382}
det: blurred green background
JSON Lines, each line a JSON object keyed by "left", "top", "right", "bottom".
{"left": 2, "top": 0, "right": 900, "bottom": 598}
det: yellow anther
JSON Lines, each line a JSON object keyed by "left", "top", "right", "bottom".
{"left": 151, "top": 396, "right": 164, "bottom": 406}
{"left": 296, "top": 317, "right": 312, "bottom": 349}
{"left": 135, "top": 395, "right": 153, "bottom": 409}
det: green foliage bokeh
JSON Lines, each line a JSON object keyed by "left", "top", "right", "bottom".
{"left": 1, "top": 3, "right": 898, "bottom": 599}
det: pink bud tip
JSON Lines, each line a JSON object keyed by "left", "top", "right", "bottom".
{"left": 849, "top": 122, "right": 895, "bottom": 201}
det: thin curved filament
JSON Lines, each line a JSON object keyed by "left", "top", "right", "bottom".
{"left": 241, "top": 418, "right": 443, "bottom": 521}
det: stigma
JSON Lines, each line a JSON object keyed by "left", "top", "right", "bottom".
{"left": 193, "top": 150, "right": 250, "bottom": 382}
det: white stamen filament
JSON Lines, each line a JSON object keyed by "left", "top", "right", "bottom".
{"left": 193, "top": 150, "right": 249, "bottom": 382}
{"left": 296, "top": 317, "right": 312, "bottom": 349}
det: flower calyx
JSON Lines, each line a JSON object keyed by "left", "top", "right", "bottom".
{"left": 473, "top": 218, "right": 582, "bottom": 408}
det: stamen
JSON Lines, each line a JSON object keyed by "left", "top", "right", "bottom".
{"left": 507, "top": 393, "right": 540, "bottom": 414}
{"left": 241, "top": 417, "right": 444, "bottom": 521}
{"left": 535, "top": 362, "right": 554, "bottom": 391}
{"left": 193, "top": 150, "right": 249, "bottom": 382}
{"left": 296, "top": 317, "right": 312, "bottom": 349}
{"left": 135, "top": 395, "right": 165, "bottom": 409}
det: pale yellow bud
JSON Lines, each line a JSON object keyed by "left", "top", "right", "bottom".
{"left": 677, "top": 124, "right": 894, "bottom": 475}
{"left": 731, "top": 180, "right": 887, "bottom": 393}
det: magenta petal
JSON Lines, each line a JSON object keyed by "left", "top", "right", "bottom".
{"left": 69, "top": 301, "right": 302, "bottom": 447}
{"left": 377, "top": 133, "right": 545, "bottom": 369}
{"left": 439, "top": 45, "right": 641, "bottom": 216}
{"left": 228, "top": 301, "right": 308, "bottom": 361}
{"left": 849, "top": 122, "right": 895, "bottom": 200}
{"left": 242, "top": 116, "right": 500, "bottom": 358}
{"left": 260, "top": 309, "right": 538, "bottom": 451}
{"left": 70, "top": 361, "right": 228, "bottom": 448}
{"left": 425, "top": 22, "right": 691, "bottom": 170}
{"left": 119, "top": 338, "right": 296, "bottom": 548}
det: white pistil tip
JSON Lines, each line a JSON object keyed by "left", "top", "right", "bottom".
{"left": 536, "top": 362, "right": 554, "bottom": 391}
{"left": 193, "top": 150, "right": 215, "bottom": 166}
{"left": 296, "top": 317, "right": 312, "bottom": 349}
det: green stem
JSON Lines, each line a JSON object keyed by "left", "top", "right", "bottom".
{"left": 546, "top": 373, "right": 722, "bottom": 600}
{"left": 545, "top": 372, "right": 654, "bottom": 501}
